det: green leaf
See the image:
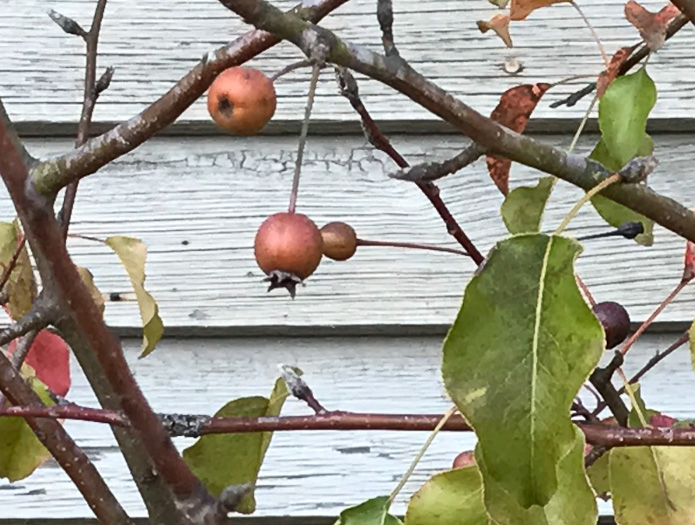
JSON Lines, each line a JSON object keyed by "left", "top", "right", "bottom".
{"left": 337, "top": 496, "right": 401, "bottom": 525}
{"left": 475, "top": 430, "right": 597, "bottom": 525}
{"left": 0, "top": 220, "right": 36, "bottom": 320}
{"left": 104, "top": 236, "right": 163, "bottom": 357}
{"left": 501, "top": 177, "right": 555, "bottom": 235}
{"left": 626, "top": 384, "right": 659, "bottom": 428}
{"left": 598, "top": 67, "right": 656, "bottom": 168}
{"left": 589, "top": 136, "right": 654, "bottom": 246}
{"left": 183, "top": 377, "right": 290, "bottom": 514}
{"left": 587, "top": 450, "right": 610, "bottom": 500}
{"left": 404, "top": 467, "right": 491, "bottom": 525}
{"left": 442, "top": 234, "right": 604, "bottom": 509}
{"left": 0, "top": 378, "right": 54, "bottom": 482}
{"left": 610, "top": 447, "right": 695, "bottom": 524}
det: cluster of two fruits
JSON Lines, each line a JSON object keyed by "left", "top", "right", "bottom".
{"left": 207, "top": 66, "right": 359, "bottom": 294}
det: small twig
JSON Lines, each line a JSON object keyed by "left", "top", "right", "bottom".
{"left": 572, "top": 398, "right": 601, "bottom": 423}
{"left": 335, "top": 66, "right": 484, "bottom": 264}
{"left": 590, "top": 351, "right": 629, "bottom": 426}
{"left": 59, "top": 0, "right": 110, "bottom": 240}
{"left": 280, "top": 365, "right": 326, "bottom": 414}
{"left": 0, "top": 236, "right": 26, "bottom": 296}
{"left": 270, "top": 59, "right": 312, "bottom": 81}
{"left": 288, "top": 64, "right": 321, "bottom": 213}
{"left": 388, "top": 143, "right": 485, "bottom": 183}
{"left": 571, "top": 1, "right": 609, "bottom": 66}
{"left": 0, "top": 299, "right": 56, "bottom": 347}
{"left": 584, "top": 444, "right": 609, "bottom": 468}
{"left": 376, "top": 0, "right": 399, "bottom": 57}
{"left": 9, "top": 329, "right": 39, "bottom": 369}
{"left": 356, "top": 238, "right": 469, "bottom": 257}
{"left": 620, "top": 279, "right": 691, "bottom": 356}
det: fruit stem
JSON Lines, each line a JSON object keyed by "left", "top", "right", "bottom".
{"left": 289, "top": 64, "right": 321, "bottom": 214}
{"left": 270, "top": 59, "right": 312, "bottom": 82}
{"left": 356, "top": 238, "right": 470, "bottom": 257}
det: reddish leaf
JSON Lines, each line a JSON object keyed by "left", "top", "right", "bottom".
{"left": 684, "top": 240, "right": 695, "bottom": 281}
{"left": 510, "top": 0, "right": 571, "bottom": 20}
{"left": 624, "top": 1, "right": 680, "bottom": 51}
{"left": 649, "top": 413, "right": 677, "bottom": 427}
{"left": 596, "top": 47, "right": 633, "bottom": 99}
{"left": 487, "top": 83, "right": 552, "bottom": 194}
{"left": 8, "top": 331, "right": 71, "bottom": 397}
{"left": 477, "top": 14, "right": 513, "bottom": 48}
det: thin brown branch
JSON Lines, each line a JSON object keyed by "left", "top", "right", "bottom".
{"left": 0, "top": 236, "right": 26, "bottom": 297}
{"left": 0, "top": 98, "right": 34, "bottom": 168}
{"left": 5, "top": 403, "right": 695, "bottom": 447}
{"left": 218, "top": 0, "right": 695, "bottom": 244}
{"left": 590, "top": 351, "right": 629, "bottom": 426}
{"left": 620, "top": 278, "right": 691, "bottom": 355}
{"left": 672, "top": 0, "right": 695, "bottom": 26}
{"left": 335, "top": 67, "right": 484, "bottom": 263}
{"left": 59, "top": 0, "right": 109, "bottom": 239}
{"left": 0, "top": 298, "right": 56, "bottom": 347}
{"left": 30, "top": 0, "right": 351, "bottom": 196}
{"left": 389, "top": 143, "right": 485, "bottom": 183}
{"left": 551, "top": 14, "right": 689, "bottom": 108}
{"left": 9, "top": 328, "right": 39, "bottom": 369}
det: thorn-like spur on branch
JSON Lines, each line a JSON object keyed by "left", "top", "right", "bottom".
{"left": 334, "top": 66, "right": 485, "bottom": 263}
{"left": 48, "top": 9, "right": 88, "bottom": 39}
{"left": 578, "top": 221, "right": 644, "bottom": 241}
{"left": 377, "top": 0, "right": 399, "bottom": 57}
{"left": 389, "top": 143, "right": 486, "bottom": 182}
{"left": 280, "top": 365, "right": 326, "bottom": 414}
{"left": 219, "top": 0, "right": 695, "bottom": 244}
{"left": 31, "top": 0, "right": 351, "bottom": 197}
{"left": 551, "top": 14, "right": 689, "bottom": 108}
{"left": 0, "top": 352, "right": 133, "bottom": 524}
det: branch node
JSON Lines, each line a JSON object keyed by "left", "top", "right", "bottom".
{"left": 47, "top": 9, "right": 87, "bottom": 38}
{"left": 619, "top": 155, "right": 658, "bottom": 183}
{"left": 377, "top": 0, "right": 399, "bottom": 57}
{"left": 279, "top": 365, "right": 326, "bottom": 413}
{"left": 159, "top": 413, "right": 211, "bottom": 438}
{"left": 217, "top": 483, "right": 254, "bottom": 516}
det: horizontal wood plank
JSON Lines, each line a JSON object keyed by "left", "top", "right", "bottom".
{"left": 1, "top": 0, "right": 694, "bottom": 128}
{"left": 1, "top": 134, "right": 695, "bottom": 330}
{"left": 1, "top": 334, "right": 692, "bottom": 518}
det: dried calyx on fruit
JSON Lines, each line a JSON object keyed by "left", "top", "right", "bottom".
{"left": 592, "top": 301, "right": 631, "bottom": 349}
{"left": 207, "top": 66, "right": 276, "bottom": 135}
{"left": 320, "top": 222, "right": 358, "bottom": 261}
{"left": 254, "top": 212, "right": 323, "bottom": 298}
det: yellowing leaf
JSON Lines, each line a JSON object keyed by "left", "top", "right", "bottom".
{"left": 477, "top": 14, "right": 513, "bottom": 48}
{"left": 105, "top": 236, "right": 163, "bottom": 357}
{"left": 0, "top": 221, "right": 36, "bottom": 320}
{"left": 0, "top": 378, "right": 55, "bottom": 482}
{"left": 183, "top": 377, "right": 291, "bottom": 514}
{"left": 510, "top": 0, "right": 570, "bottom": 21}
{"left": 76, "top": 266, "right": 105, "bottom": 316}
{"left": 442, "top": 234, "right": 604, "bottom": 509}
{"left": 404, "top": 467, "right": 491, "bottom": 525}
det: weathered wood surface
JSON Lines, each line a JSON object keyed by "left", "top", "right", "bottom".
{"left": 1, "top": 0, "right": 694, "bottom": 127}
{"left": 1, "top": 334, "right": 692, "bottom": 518}
{"left": 1, "top": 134, "right": 694, "bottom": 330}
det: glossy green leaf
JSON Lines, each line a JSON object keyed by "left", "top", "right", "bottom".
{"left": 475, "top": 429, "right": 597, "bottom": 525}
{"left": 501, "top": 177, "right": 555, "bottom": 235}
{"left": 404, "top": 467, "right": 491, "bottom": 525}
{"left": 598, "top": 68, "right": 656, "bottom": 168}
{"left": 610, "top": 447, "right": 695, "bottom": 524}
{"left": 442, "top": 234, "right": 604, "bottom": 509}
{"left": 337, "top": 496, "right": 401, "bottom": 525}
{"left": 183, "top": 377, "right": 290, "bottom": 514}
{"left": 589, "top": 136, "right": 654, "bottom": 246}
{"left": 105, "top": 236, "right": 164, "bottom": 357}
{"left": 0, "top": 377, "right": 54, "bottom": 482}
{"left": 0, "top": 220, "right": 36, "bottom": 320}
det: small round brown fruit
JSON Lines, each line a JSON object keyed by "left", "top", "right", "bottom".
{"left": 452, "top": 450, "right": 476, "bottom": 469}
{"left": 207, "top": 66, "right": 276, "bottom": 135}
{"left": 592, "top": 301, "right": 631, "bottom": 349}
{"left": 254, "top": 212, "right": 323, "bottom": 280}
{"left": 320, "top": 222, "right": 358, "bottom": 261}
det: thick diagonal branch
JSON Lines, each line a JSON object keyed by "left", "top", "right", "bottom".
{"left": 217, "top": 0, "right": 695, "bottom": 244}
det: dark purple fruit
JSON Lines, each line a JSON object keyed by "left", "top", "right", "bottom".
{"left": 592, "top": 301, "right": 631, "bottom": 349}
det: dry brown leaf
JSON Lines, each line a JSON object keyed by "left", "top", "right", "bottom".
{"left": 596, "top": 47, "right": 633, "bottom": 98}
{"left": 477, "top": 14, "right": 513, "bottom": 48}
{"left": 510, "top": 0, "right": 571, "bottom": 21}
{"left": 487, "top": 83, "right": 552, "bottom": 195}
{"left": 624, "top": 1, "right": 680, "bottom": 51}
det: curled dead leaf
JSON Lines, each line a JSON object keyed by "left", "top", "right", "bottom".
{"left": 510, "top": 0, "right": 571, "bottom": 21}
{"left": 76, "top": 266, "right": 105, "bottom": 316}
{"left": 624, "top": 1, "right": 680, "bottom": 51}
{"left": 477, "top": 14, "right": 513, "bottom": 48}
{"left": 596, "top": 47, "right": 632, "bottom": 99}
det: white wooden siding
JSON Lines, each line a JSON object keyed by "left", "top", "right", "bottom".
{"left": 1, "top": 0, "right": 694, "bottom": 125}
{"left": 1, "top": 334, "right": 692, "bottom": 518}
